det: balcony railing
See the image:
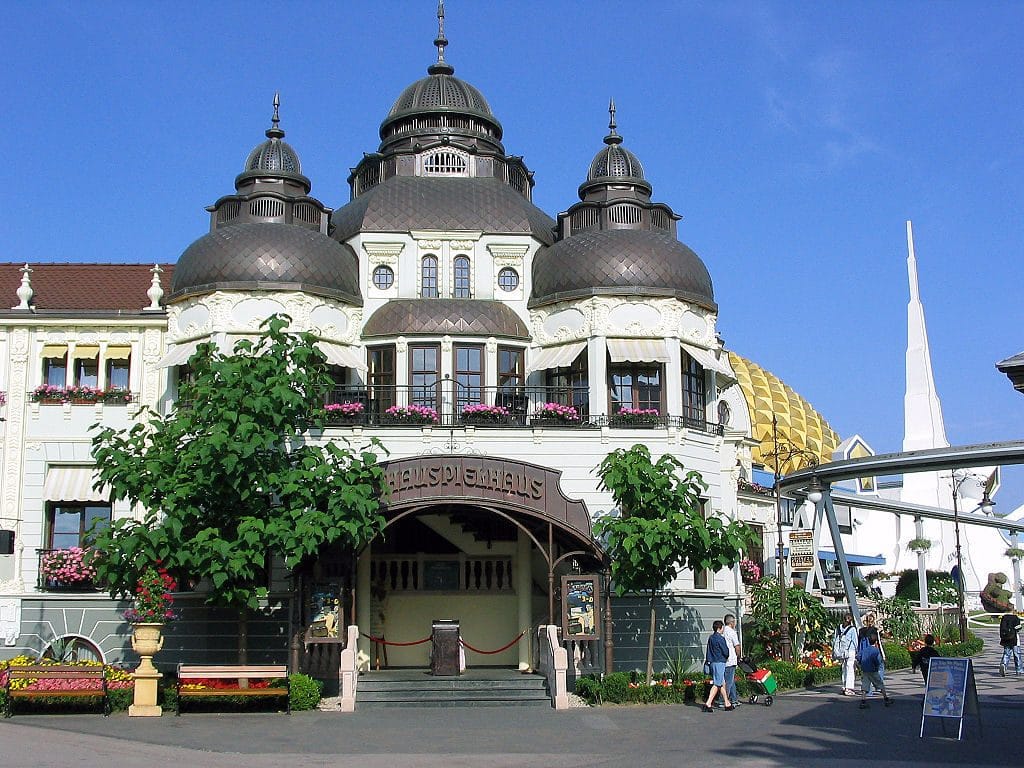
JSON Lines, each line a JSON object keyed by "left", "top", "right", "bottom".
{"left": 324, "top": 384, "right": 724, "bottom": 435}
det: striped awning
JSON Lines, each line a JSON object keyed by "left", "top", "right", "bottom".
{"left": 680, "top": 342, "right": 736, "bottom": 382}
{"left": 155, "top": 340, "right": 200, "bottom": 368}
{"left": 526, "top": 341, "right": 587, "bottom": 374}
{"left": 70, "top": 345, "right": 100, "bottom": 360}
{"left": 316, "top": 342, "right": 368, "bottom": 372}
{"left": 606, "top": 338, "right": 670, "bottom": 364}
{"left": 42, "top": 466, "right": 110, "bottom": 503}
{"left": 104, "top": 346, "right": 131, "bottom": 360}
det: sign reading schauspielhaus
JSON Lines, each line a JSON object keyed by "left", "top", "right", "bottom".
{"left": 381, "top": 456, "right": 595, "bottom": 544}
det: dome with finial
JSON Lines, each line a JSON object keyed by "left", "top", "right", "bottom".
{"left": 379, "top": 1, "right": 502, "bottom": 151}
{"left": 582, "top": 100, "right": 649, "bottom": 196}
{"left": 238, "top": 93, "right": 309, "bottom": 189}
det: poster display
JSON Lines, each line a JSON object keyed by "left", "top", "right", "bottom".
{"left": 788, "top": 530, "right": 814, "bottom": 571}
{"left": 308, "top": 583, "right": 342, "bottom": 638}
{"left": 561, "top": 575, "right": 600, "bottom": 640}
{"left": 920, "top": 657, "right": 981, "bottom": 740}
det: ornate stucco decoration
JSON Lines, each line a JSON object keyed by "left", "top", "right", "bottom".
{"left": 362, "top": 242, "right": 406, "bottom": 266}
{"left": 411, "top": 230, "right": 483, "bottom": 244}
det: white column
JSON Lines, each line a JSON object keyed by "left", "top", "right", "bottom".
{"left": 664, "top": 338, "right": 682, "bottom": 417}
{"left": 516, "top": 529, "right": 532, "bottom": 671}
{"left": 588, "top": 336, "right": 607, "bottom": 416}
{"left": 356, "top": 544, "right": 373, "bottom": 658}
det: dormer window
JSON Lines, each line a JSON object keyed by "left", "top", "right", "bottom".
{"left": 422, "top": 149, "right": 468, "bottom": 177}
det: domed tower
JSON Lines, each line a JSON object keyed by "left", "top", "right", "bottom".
{"left": 171, "top": 95, "right": 360, "bottom": 304}
{"left": 532, "top": 102, "right": 715, "bottom": 311}
{"left": 333, "top": 2, "right": 553, "bottom": 249}
{"left": 529, "top": 103, "right": 732, "bottom": 428}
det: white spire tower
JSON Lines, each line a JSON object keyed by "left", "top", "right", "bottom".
{"left": 902, "top": 221, "right": 950, "bottom": 505}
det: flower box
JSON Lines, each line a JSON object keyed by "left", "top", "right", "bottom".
{"left": 382, "top": 404, "right": 439, "bottom": 425}
{"left": 533, "top": 402, "right": 581, "bottom": 425}
{"left": 461, "top": 404, "right": 510, "bottom": 425}
{"left": 325, "top": 401, "right": 366, "bottom": 425}
{"left": 610, "top": 407, "right": 661, "bottom": 427}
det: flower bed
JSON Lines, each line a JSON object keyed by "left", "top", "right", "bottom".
{"left": 0, "top": 656, "right": 134, "bottom": 712}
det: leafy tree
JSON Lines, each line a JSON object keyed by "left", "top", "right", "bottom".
{"left": 594, "top": 444, "right": 752, "bottom": 683}
{"left": 88, "top": 314, "right": 387, "bottom": 653}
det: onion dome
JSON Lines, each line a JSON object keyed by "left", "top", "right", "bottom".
{"left": 170, "top": 222, "right": 360, "bottom": 303}
{"left": 579, "top": 100, "right": 651, "bottom": 200}
{"left": 236, "top": 93, "right": 311, "bottom": 193}
{"left": 531, "top": 229, "right": 714, "bottom": 310}
{"left": 377, "top": 1, "right": 503, "bottom": 154}
{"left": 730, "top": 353, "right": 840, "bottom": 471}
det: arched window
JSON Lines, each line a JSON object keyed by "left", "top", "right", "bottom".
{"left": 421, "top": 255, "right": 439, "bottom": 298}
{"left": 422, "top": 150, "right": 468, "bottom": 176}
{"left": 42, "top": 635, "right": 103, "bottom": 663}
{"left": 453, "top": 256, "right": 471, "bottom": 298}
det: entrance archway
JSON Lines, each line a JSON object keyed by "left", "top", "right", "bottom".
{"left": 356, "top": 455, "right": 607, "bottom": 670}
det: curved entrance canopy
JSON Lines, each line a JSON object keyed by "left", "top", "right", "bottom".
{"left": 381, "top": 455, "right": 599, "bottom": 554}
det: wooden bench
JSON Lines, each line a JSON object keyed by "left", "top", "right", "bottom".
{"left": 3, "top": 664, "right": 109, "bottom": 717}
{"left": 175, "top": 664, "right": 290, "bottom": 715}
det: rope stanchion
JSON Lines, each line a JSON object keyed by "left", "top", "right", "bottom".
{"left": 360, "top": 632, "right": 432, "bottom": 647}
{"left": 459, "top": 629, "right": 527, "bottom": 655}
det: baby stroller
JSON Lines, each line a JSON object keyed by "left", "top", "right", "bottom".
{"left": 738, "top": 657, "right": 776, "bottom": 706}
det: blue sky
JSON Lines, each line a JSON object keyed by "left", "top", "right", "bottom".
{"left": 4, "top": 1, "right": 1024, "bottom": 502}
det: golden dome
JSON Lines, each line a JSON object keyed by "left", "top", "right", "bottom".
{"left": 729, "top": 352, "right": 840, "bottom": 474}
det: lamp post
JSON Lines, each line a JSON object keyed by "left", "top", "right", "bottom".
{"left": 764, "top": 415, "right": 819, "bottom": 662}
{"left": 950, "top": 471, "right": 995, "bottom": 643}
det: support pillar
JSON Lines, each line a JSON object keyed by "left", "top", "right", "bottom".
{"left": 356, "top": 544, "right": 372, "bottom": 659}
{"left": 516, "top": 529, "right": 532, "bottom": 671}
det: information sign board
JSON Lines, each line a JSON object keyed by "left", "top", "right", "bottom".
{"left": 788, "top": 530, "right": 814, "bottom": 572}
{"left": 920, "top": 657, "right": 981, "bottom": 740}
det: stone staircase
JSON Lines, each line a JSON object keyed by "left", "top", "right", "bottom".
{"left": 357, "top": 668, "right": 551, "bottom": 708}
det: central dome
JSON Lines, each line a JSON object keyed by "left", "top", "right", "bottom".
{"left": 387, "top": 73, "right": 494, "bottom": 123}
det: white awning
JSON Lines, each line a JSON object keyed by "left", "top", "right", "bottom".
{"left": 155, "top": 340, "right": 200, "bottom": 368}
{"left": 316, "top": 342, "right": 368, "bottom": 372}
{"left": 104, "top": 345, "right": 132, "bottom": 361}
{"left": 526, "top": 341, "right": 587, "bottom": 374}
{"left": 606, "top": 338, "right": 671, "bottom": 364}
{"left": 680, "top": 342, "right": 736, "bottom": 383}
{"left": 42, "top": 466, "right": 110, "bottom": 503}
{"left": 70, "top": 345, "right": 100, "bottom": 360}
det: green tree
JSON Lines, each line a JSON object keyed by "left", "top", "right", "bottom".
{"left": 88, "top": 315, "right": 387, "bottom": 655}
{"left": 594, "top": 445, "right": 752, "bottom": 683}
{"left": 748, "top": 576, "right": 833, "bottom": 657}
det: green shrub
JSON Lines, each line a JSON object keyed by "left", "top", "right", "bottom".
{"left": 600, "top": 672, "right": 631, "bottom": 704}
{"left": 877, "top": 596, "right": 922, "bottom": 644}
{"left": 894, "top": 569, "right": 957, "bottom": 605}
{"left": 573, "top": 675, "right": 602, "bottom": 704}
{"left": 939, "top": 632, "right": 983, "bottom": 658}
{"left": 882, "top": 642, "right": 911, "bottom": 670}
{"left": 289, "top": 673, "right": 322, "bottom": 711}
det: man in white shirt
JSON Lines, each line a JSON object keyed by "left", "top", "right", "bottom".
{"left": 722, "top": 613, "right": 742, "bottom": 708}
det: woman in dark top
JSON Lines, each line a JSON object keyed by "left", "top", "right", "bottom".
{"left": 702, "top": 620, "right": 734, "bottom": 712}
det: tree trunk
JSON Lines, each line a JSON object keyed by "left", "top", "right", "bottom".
{"left": 646, "top": 588, "right": 657, "bottom": 684}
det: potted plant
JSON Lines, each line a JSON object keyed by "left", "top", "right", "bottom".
{"left": 383, "top": 404, "right": 439, "bottom": 425}
{"left": 31, "top": 384, "right": 66, "bottom": 404}
{"left": 102, "top": 386, "right": 132, "bottom": 404}
{"left": 39, "top": 546, "right": 98, "bottom": 589}
{"left": 461, "top": 403, "right": 510, "bottom": 425}
{"left": 533, "top": 402, "right": 581, "bottom": 426}
{"left": 325, "top": 400, "right": 365, "bottom": 424}
{"left": 124, "top": 565, "right": 177, "bottom": 716}
{"left": 66, "top": 385, "right": 102, "bottom": 404}
{"left": 907, "top": 537, "right": 932, "bottom": 554}
{"left": 611, "top": 406, "right": 661, "bottom": 427}
{"left": 1006, "top": 547, "right": 1024, "bottom": 561}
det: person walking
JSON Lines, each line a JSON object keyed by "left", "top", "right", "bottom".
{"left": 832, "top": 613, "right": 858, "bottom": 695}
{"left": 857, "top": 635, "right": 892, "bottom": 709}
{"left": 998, "top": 613, "right": 1022, "bottom": 676}
{"left": 857, "top": 612, "right": 886, "bottom": 693}
{"left": 722, "top": 613, "right": 742, "bottom": 708}
{"left": 912, "top": 634, "right": 940, "bottom": 683}
{"left": 702, "top": 620, "right": 734, "bottom": 712}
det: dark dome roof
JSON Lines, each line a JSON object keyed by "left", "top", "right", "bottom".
{"left": 364, "top": 299, "right": 528, "bottom": 339}
{"left": 171, "top": 222, "right": 361, "bottom": 303}
{"left": 588, "top": 143, "right": 645, "bottom": 182}
{"left": 531, "top": 229, "right": 715, "bottom": 310}
{"left": 332, "top": 176, "right": 555, "bottom": 245}
{"left": 387, "top": 73, "right": 495, "bottom": 123}
{"left": 245, "top": 136, "right": 301, "bottom": 175}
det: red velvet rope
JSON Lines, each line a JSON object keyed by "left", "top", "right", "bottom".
{"left": 459, "top": 629, "right": 527, "bottom": 655}
{"left": 360, "top": 633, "right": 432, "bottom": 647}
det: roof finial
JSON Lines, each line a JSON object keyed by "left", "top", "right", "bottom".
{"left": 428, "top": 0, "right": 455, "bottom": 75}
{"left": 145, "top": 264, "right": 164, "bottom": 311}
{"left": 13, "top": 264, "right": 33, "bottom": 311}
{"left": 266, "top": 92, "right": 285, "bottom": 139}
{"left": 604, "top": 98, "right": 622, "bottom": 145}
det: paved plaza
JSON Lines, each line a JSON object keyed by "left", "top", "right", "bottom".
{"left": 1, "top": 627, "right": 1019, "bottom": 768}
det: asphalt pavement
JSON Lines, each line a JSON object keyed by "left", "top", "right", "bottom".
{"left": 1, "top": 626, "right": 1018, "bottom": 768}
